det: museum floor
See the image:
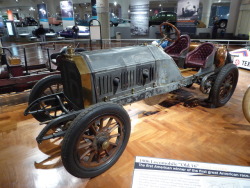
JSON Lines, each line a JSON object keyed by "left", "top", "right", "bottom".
{"left": 0, "top": 69, "right": 249, "bottom": 187}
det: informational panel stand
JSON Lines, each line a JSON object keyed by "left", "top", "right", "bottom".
{"left": 132, "top": 156, "right": 250, "bottom": 188}
{"left": 89, "top": 19, "right": 102, "bottom": 50}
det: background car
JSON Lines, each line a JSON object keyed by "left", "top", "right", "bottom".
{"left": 217, "top": 14, "right": 229, "bottom": 29}
{"left": 23, "top": 17, "right": 38, "bottom": 26}
{"left": 76, "top": 13, "right": 120, "bottom": 27}
{"left": 149, "top": 11, "right": 177, "bottom": 26}
{"left": 58, "top": 26, "right": 89, "bottom": 38}
{"left": 48, "top": 17, "right": 62, "bottom": 26}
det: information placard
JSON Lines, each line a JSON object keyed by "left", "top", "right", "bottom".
{"left": 132, "top": 156, "right": 250, "bottom": 188}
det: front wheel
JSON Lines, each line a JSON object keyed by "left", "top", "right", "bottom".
{"left": 61, "top": 103, "right": 131, "bottom": 178}
{"left": 209, "top": 63, "right": 238, "bottom": 107}
{"left": 243, "top": 87, "right": 250, "bottom": 123}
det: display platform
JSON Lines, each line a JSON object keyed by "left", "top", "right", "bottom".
{"left": 132, "top": 156, "right": 250, "bottom": 188}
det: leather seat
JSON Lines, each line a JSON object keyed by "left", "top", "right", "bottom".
{"left": 165, "top": 35, "right": 190, "bottom": 60}
{"left": 185, "top": 42, "right": 216, "bottom": 69}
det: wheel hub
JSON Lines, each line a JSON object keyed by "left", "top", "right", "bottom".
{"left": 95, "top": 132, "right": 110, "bottom": 150}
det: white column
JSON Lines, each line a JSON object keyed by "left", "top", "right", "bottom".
{"left": 97, "top": 0, "right": 110, "bottom": 40}
{"left": 118, "top": 0, "right": 130, "bottom": 19}
{"left": 227, "top": 0, "right": 242, "bottom": 34}
{"left": 200, "top": 0, "right": 213, "bottom": 28}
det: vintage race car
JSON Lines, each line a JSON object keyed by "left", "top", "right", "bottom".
{"left": 24, "top": 22, "right": 239, "bottom": 178}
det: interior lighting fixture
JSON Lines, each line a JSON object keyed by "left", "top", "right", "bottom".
{"left": 16, "top": 0, "right": 18, "bottom": 2}
{"left": 159, "top": 4, "right": 162, "bottom": 7}
{"left": 114, "top": 1, "right": 117, "bottom": 6}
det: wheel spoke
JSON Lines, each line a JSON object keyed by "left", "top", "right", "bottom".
{"left": 54, "top": 110, "right": 57, "bottom": 117}
{"left": 49, "top": 86, "right": 54, "bottom": 94}
{"left": 105, "top": 118, "right": 113, "bottom": 129}
{"left": 87, "top": 152, "right": 96, "bottom": 162}
{"left": 78, "top": 142, "right": 92, "bottom": 149}
{"left": 56, "top": 84, "right": 60, "bottom": 92}
{"left": 80, "top": 149, "right": 92, "bottom": 160}
{"left": 109, "top": 133, "right": 120, "bottom": 139}
{"left": 99, "top": 118, "right": 104, "bottom": 129}
{"left": 108, "top": 123, "right": 119, "bottom": 133}
{"left": 90, "top": 124, "right": 97, "bottom": 135}
{"left": 82, "top": 134, "right": 95, "bottom": 140}
{"left": 105, "top": 150, "right": 110, "bottom": 156}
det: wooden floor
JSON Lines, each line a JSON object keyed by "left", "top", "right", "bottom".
{"left": 0, "top": 69, "right": 249, "bottom": 188}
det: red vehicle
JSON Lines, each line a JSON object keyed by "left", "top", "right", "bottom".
{"left": 0, "top": 47, "right": 59, "bottom": 94}
{"left": 48, "top": 17, "right": 62, "bottom": 26}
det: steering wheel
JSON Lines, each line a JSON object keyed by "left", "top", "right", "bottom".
{"left": 159, "top": 22, "right": 180, "bottom": 42}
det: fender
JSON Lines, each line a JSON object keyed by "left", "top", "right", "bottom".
{"left": 36, "top": 110, "right": 82, "bottom": 143}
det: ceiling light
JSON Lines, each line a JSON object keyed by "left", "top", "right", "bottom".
{"left": 114, "top": 2, "right": 117, "bottom": 6}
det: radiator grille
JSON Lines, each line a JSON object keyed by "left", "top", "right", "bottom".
{"left": 59, "top": 59, "right": 84, "bottom": 109}
{"left": 96, "top": 65, "right": 155, "bottom": 97}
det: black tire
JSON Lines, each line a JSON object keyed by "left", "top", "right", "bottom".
{"left": 209, "top": 63, "right": 238, "bottom": 107}
{"left": 61, "top": 102, "right": 131, "bottom": 178}
{"left": 114, "top": 23, "right": 118, "bottom": 27}
{"left": 242, "top": 87, "right": 250, "bottom": 123}
{"left": 28, "top": 74, "right": 63, "bottom": 122}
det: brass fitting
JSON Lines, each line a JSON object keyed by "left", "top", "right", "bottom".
{"left": 65, "top": 46, "right": 75, "bottom": 60}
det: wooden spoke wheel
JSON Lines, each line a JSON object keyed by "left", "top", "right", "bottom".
{"left": 243, "top": 86, "right": 250, "bottom": 123}
{"left": 209, "top": 63, "right": 238, "bottom": 107}
{"left": 61, "top": 103, "right": 131, "bottom": 178}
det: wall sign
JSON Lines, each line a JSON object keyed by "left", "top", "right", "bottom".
{"left": 130, "top": 4, "right": 149, "bottom": 36}
{"left": 37, "top": 4, "right": 49, "bottom": 28}
{"left": 60, "top": 1, "right": 75, "bottom": 28}
{"left": 176, "top": 0, "right": 200, "bottom": 34}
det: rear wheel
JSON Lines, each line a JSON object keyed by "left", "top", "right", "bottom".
{"left": 209, "top": 64, "right": 238, "bottom": 107}
{"left": 243, "top": 87, "right": 250, "bottom": 123}
{"left": 61, "top": 103, "right": 131, "bottom": 178}
{"left": 28, "top": 74, "right": 64, "bottom": 122}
